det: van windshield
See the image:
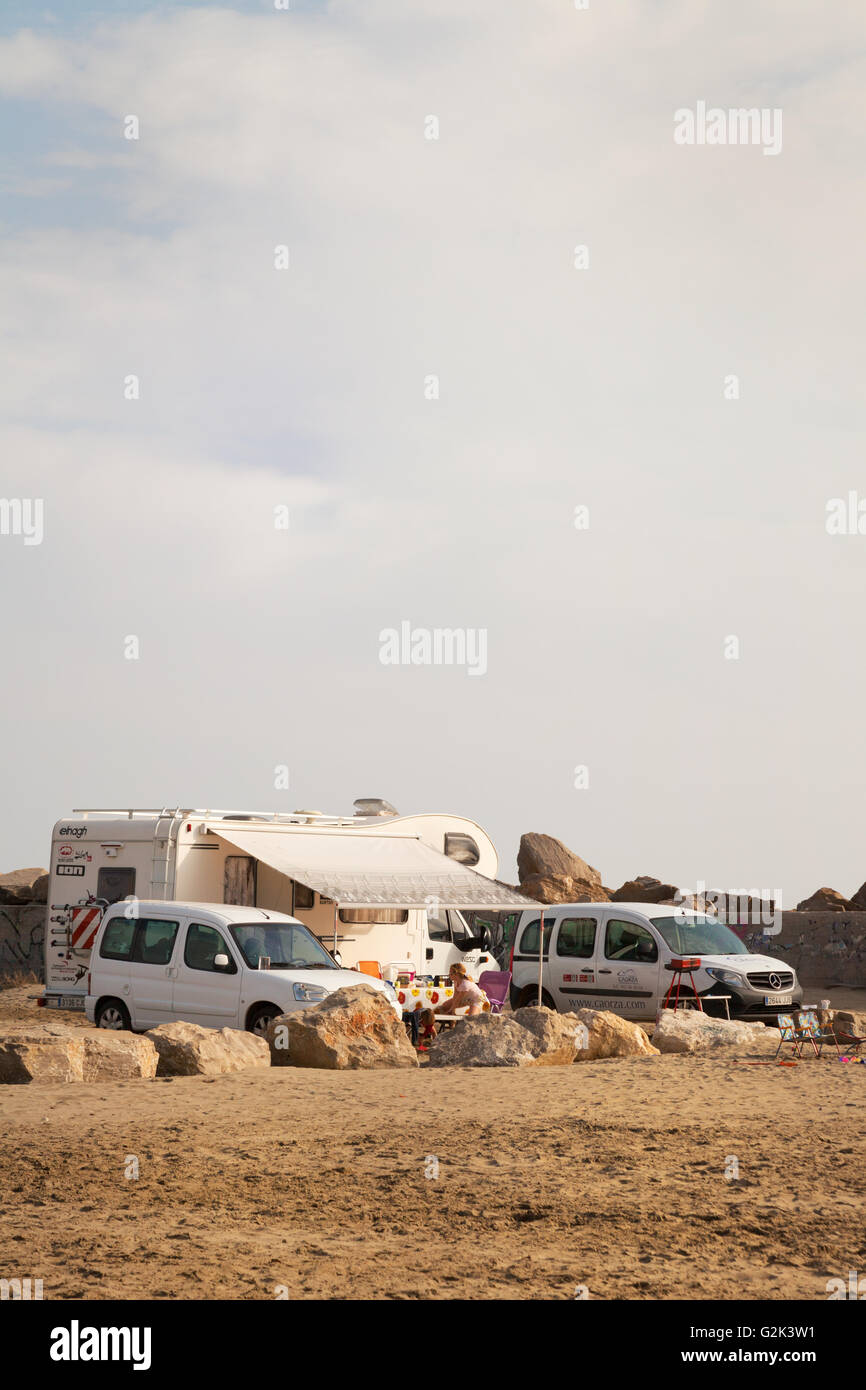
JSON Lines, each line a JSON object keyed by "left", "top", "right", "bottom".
{"left": 649, "top": 915, "right": 750, "bottom": 956}
{"left": 229, "top": 922, "right": 337, "bottom": 970}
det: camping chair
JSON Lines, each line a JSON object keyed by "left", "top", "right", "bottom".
{"left": 796, "top": 1009, "right": 839, "bottom": 1058}
{"left": 478, "top": 970, "right": 511, "bottom": 1015}
{"left": 835, "top": 1023, "right": 866, "bottom": 1055}
{"left": 357, "top": 960, "right": 382, "bottom": 979}
{"left": 774, "top": 1015, "right": 804, "bottom": 1059}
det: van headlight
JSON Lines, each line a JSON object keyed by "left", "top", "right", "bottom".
{"left": 293, "top": 983, "right": 328, "bottom": 1002}
{"left": 706, "top": 968, "right": 745, "bottom": 986}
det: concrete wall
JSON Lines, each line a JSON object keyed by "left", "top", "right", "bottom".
{"left": 737, "top": 911, "right": 866, "bottom": 989}
{"left": 0, "top": 904, "right": 45, "bottom": 978}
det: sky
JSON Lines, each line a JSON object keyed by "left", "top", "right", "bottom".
{"left": 0, "top": 1, "right": 863, "bottom": 906}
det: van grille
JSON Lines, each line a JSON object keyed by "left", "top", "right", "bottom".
{"left": 746, "top": 971, "right": 794, "bottom": 991}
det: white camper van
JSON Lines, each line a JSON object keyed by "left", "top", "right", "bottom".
{"left": 43, "top": 801, "right": 530, "bottom": 1009}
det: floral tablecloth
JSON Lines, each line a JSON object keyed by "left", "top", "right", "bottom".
{"left": 396, "top": 984, "right": 454, "bottom": 1012}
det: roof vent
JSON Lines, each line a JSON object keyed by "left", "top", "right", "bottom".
{"left": 353, "top": 798, "right": 398, "bottom": 818}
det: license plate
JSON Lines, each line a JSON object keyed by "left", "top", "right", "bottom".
{"left": 59, "top": 995, "right": 85, "bottom": 1010}
{"left": 765, "top": 993, "right": 792, "bottom": 1006}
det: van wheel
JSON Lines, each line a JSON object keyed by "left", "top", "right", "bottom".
{"left": 96, "top": 999, "right": 131, "bottom": 1030}
{"left": 516, "top": 987, "right": 557, "bottom": 1012}
{"left": 247, "top": 1005, "right": 279, "bottom": 1038}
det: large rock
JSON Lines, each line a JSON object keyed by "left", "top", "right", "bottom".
{"left": 146, "top": 1020, "right": 270, "bottom": 1076}
{"left": 0, "top": 868, "right": 49, "bottom": 905}
{"left": 267, "top": 983, "right": 418, "bottom": 1070}
{"left": 517, "top": 834, "right": 602, "bottom": 890}
{"left": 611, "top": 876, "right": 679, "bottom": 904}
{"left": 847, "top": 882, "right": 866, "bottom": 911}
{"left": 82, "top": 1032, "right": 158, "bottom": 1081}
{"left": 427, "top": 1014, "right": 538, "bottom": 1067}
{"left": 653, "top": 1009, "right": 779, "bottom": 1053}
{"left": 0, "top": 1026, "right": 85, "bottom": 1083}
{"left": 570, "top": 1008, "right": 660, "bottom": 1059}
{"left": 796, "top": 888, "right": 851, "bottom": 912}
{"left": 519, "top": 873, "right": 610, "bottom": 905}
{"left": 833, "top": 1010, "right": 866, "bottom": 1042}
{"left": 510, "top": 1006, "right": 591, "bottom": 1065}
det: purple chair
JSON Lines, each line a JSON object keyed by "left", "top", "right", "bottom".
{"left": 478, "top": 970, "right": 511, "bottom": 1014}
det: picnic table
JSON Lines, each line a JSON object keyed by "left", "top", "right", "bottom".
{"left": 396, "top": 983, "right": 455, "bottom": 1012}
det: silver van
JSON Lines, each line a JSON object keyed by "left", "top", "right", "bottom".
{"left": 508, "top": 903, "right": 801, "bottom": 1022}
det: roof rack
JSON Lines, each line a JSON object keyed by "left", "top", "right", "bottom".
{"left": 70, "top": 807, "right": 389, "bottom": 827}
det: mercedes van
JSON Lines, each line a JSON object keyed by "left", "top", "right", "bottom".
{"left": 509, "top": 902, "right": 801, "bottom": 1021}
{"left": 85, "top": 901, "right": 402, "bottom": 1036}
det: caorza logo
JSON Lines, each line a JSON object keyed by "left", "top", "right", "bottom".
{"left": 50, "top": 1320, "right": 151, "bottom": 1371}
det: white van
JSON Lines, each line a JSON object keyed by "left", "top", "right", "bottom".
{"left": 508, "top": 902, "right": 802, "bottom": 1022}
{"left": 85, "top": 901, "right": 402, "bottom": 1036}
{"left": 44, "top": 802, "right": 527, "bottom": 1008}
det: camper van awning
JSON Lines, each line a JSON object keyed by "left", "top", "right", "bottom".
{"left": 213, "top": 827, "right": 534, "bottom": 909}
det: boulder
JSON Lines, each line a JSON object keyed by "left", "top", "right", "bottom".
{"left": 510, "top": 1006, "right": 591, "bottom": 1065}
{"left": 570, "top": 1008, "right": 660, "bottom": 1059}
{"left": 427, "top": 1014, "right": 537, "bottom": 1067}
{"left": 611, "top": 877, "right": 679, "bottom": 904}
{"left": 82, "top": 1032, "right": 158, "bottom": 1081}
{"left": 653, "top": 1009, "right": 779, "bottom": 1053}
{"left": 517, "top": 834, "right": 602, "bottom": 890}
{"left": 0, "top": 1026, "right": 85, "bottom": 1083}
{"left": 796, "top": 888, "right": 851, "bottom": 913}
{"left": 145, "top": 1020, "right": 270, "bottom": 1076}
{"left": 266, "top": 983, "right": 418, "bottom": 1070}
{"left": 833, "top": 1010, "right": 866, "bottom": 1043}
{"left": 847, "top": 882, "right": 866, "bottom": 911}
{"left": 519, "top": 873, "right": 610, "bottom": 905}
{"left": 0, "top": 868, "right": 49, "bottom": 905}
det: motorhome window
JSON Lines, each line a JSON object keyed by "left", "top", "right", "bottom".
{"left": 100, "top": 917, "right": 136, "bottom": 960}
{"left": 556, "top": 918, "right": 596, "bottom": 958}
{"left": 604, "top": 919, "right": 658, "bottom": 963}
{"left": 96, "top": 867, "right": 136, "bottom": 904}
{"left": 185, "top": 924, "right": 237, "bottom": 973}
{"left": 649, "top": 915, "right": 749, "bottom": 956}
{"left": 230, "top": 922, "right": 336, "bottom": 970}
{"left": 338, "top": 909, "right": 408, "bottom": 925}
{"left": 444, "top": 834, "right": 480, "bottom": 867}
{"left": 133, "top": 919, "right": 180, "bottom": 966}
{"left": 293, "top": 882, "right": 314, "bottom": 912}
{"left": 517, "top": 918, "right": 555, "bottom": 955}
{"left": 427, "top": 912, "right": 450, "bottom": 941}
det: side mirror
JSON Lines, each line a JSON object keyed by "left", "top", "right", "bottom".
{"left": 213, "top": 953, "right": 229, "bottom": 970}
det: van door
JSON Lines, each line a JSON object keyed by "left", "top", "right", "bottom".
{"left": 424, "top": 909, "right": 454, "bottom": 976}
{"left": 127, "top": 915, "right": 182, "bottom": 1029}
{"left": 549, "top": 913, "right": 601, "bottom": 1013}
{"left": 510, "top": 912, "right": 557, "bottom": 1006}
{"left": 172, "top": 920, "right": 243, "bottom": 1028}
{"left": 595, "top": 915, "right": 662, "bottom": 1021}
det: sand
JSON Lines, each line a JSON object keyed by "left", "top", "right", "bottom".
{"left": 0, "top": 985, "right": 864, "bottom": 1300}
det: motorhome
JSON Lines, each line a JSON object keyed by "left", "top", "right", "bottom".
{"left": 43, "top": 800, "right": 531, "bottom": 1009}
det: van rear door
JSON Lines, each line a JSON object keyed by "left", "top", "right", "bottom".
{"left": 127, "top": 915, "right": 182, "bottom": 1029}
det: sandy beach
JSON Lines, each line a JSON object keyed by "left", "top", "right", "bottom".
{"left": 1, "top": 986, "right": 864, "bottom": 1301}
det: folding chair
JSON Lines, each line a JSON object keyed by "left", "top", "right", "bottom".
{"left": 477, "top": 970, "right": 511, "bottom": 1015}
{"left": 774, "top": 1014, "right": 804, "bottom": 1059}
{"left": 796, "top": 1009, "right": 839, "bottom": 1058}
{"left": 357, "top": 960, "right": 382, "bottom": 979}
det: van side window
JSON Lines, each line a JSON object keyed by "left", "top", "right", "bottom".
{"left": 604, "top": 919, "right": 658, "bottom": 963}
{"left": 133, "top": 919, "right": 180, "bottom": 966}
{"left": 100, "top": 917, "right": 136, "bottom": 960}
{"left": 185, "top": 923, "right": 237, "bottom": 973}
{"left": 97, "top": 867, "right": 136, "bottom": 904}
{"left": 427, "top": 912, "right": 450, "bottom": 941}
{"left": 517, "top": 917, "right": 555, "bottom": 956}
{"left": 557, "top": 918, "right": 596, "bottom": 958}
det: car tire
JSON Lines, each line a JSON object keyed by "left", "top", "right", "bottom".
{"left": 95, "top": 999, "right": 131, "bottom": 1031}
{"left": 516, "top": 986, "right": 557, "bottom": 1011}
{"left": 247, "top": 1004, "right": 280, "bottom": 1038}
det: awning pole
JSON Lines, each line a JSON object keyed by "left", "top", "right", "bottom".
{"left": 537, "top": 911, "right": 544, "bottom": 1007}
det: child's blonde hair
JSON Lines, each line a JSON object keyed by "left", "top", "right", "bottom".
{"left": 449, "top": 961, "right": 470, "bottom": 979}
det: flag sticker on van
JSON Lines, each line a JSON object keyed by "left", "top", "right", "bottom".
{"left": 562, "top": 971, "right": 594, "bottom": 983}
